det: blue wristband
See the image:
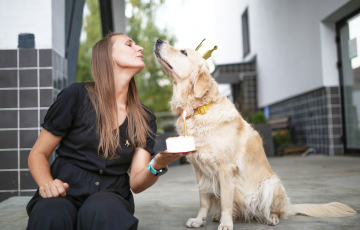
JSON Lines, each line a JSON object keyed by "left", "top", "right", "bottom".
{"left": 147, "top": 159, "right": 168, "bottom": 176}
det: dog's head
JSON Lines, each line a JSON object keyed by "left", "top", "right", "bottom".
{"left": 154, "top": 39, "right": 221, "bottom": 115}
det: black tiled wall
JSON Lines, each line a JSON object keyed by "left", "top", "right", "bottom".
{"left": 0, "top": 49, "right": 67, "bottom": 202}
{"left": 0, "top": 70, "right": 17, "bottom": 87}
{"left": 268, "top": 87, "right": 343, "bottom": 155}
{"left": 242, "top": 74, "right": 257, "bottom": 112}
{"left": 0, "top": 50, "right": 17, "bottom": 68}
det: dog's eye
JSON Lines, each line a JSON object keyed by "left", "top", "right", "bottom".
{"left": 180, "top": 50, "right": 187, "bottom": 56}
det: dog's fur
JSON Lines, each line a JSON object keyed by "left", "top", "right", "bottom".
{"left": 154, "top": 40, "right": 357, "bottom": 230}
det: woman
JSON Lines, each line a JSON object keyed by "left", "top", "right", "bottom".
{"left": 26, "top": 33, "right": 189, "bottom": 230}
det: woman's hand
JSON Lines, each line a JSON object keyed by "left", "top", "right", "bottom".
{"left": 39, "top": 179, "right": 69, "bottom": 198}
{"left": 129, "top": 148, "right": 196, "bottom": 193}
{"left": 152, "top": 151, "right": 195, "bottom": 170}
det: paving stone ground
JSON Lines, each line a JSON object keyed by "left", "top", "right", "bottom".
{"left": 1, "top": 155, "right": 359, "bottom": 230}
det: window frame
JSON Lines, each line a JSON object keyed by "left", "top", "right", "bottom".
{"left": 242, "top": 8, "right": 250, "bottom": 58}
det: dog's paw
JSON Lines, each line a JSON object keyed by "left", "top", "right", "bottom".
{"left": 186, "top": 217, "right": 206, "bottom": 228}
{"left": 212, "top": 213, "right": 221, "bottom": 222}
{"left": 268, "top": 213, "right": 279, "bottom": 226}
{"left": 217, "top": 223, "right": 233, "bottom": 230}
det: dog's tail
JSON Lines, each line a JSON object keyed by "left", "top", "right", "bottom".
{"left": 290, "top": 202, "right": 357, "bottom": 217}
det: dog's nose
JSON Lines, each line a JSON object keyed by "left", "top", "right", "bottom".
{"left": 157, "top": 39, "right": 163, "bottom": 44}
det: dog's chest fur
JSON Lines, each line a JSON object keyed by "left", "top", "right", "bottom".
{"left": 175, "top": 99, "right": 247, "bottom": 178}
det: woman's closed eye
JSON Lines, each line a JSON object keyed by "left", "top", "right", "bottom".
{"left": 180, "top": 50, "right": 187, "bottom": 56}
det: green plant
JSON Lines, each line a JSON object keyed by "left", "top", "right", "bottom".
{"left": 250, "top": 112, "right": 268, "bottom": 124}
{"left": 272, "top": 129, "right": 291, "bottom": 148}
{"left": 162, "top": 124, "right": 175, "bottom": 132}
{"left": 76, "top": 0, "right": 102, "bottom": 83}
{"left": 239, "top": 108, "right": 253, "bottom": 123}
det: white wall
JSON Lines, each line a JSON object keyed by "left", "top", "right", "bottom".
{"left": 214, "top": 0, "right": 350, "bottom": 107}
{"left": 0, "top": 0, "right": 52, "bottom": 49}
{"left": 213, "top": 0, "right": 245, "bottom": 65}
{"left": 155, "top": 0, "right": 216, "bottom": 58}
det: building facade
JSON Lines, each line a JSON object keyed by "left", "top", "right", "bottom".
{"left": 213, "top": 0, "right": 360, "bottom": 155}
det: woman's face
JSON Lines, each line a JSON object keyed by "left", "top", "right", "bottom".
{"left": 111, "top": 35, "right": 145, "bottom": 72}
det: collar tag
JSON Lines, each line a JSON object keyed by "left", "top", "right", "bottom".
{"left": 197, "top": 106, "right": 206, "bottom": 115}
{"left": 193, "top": 103, "right": 214, "bottom": 116}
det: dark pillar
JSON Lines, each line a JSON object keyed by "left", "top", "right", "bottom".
{"left": 99, "top": 0, "right": 114, "bottom": 37}
{"left": 65, "top": 0, "right": 85, "bottom": 85}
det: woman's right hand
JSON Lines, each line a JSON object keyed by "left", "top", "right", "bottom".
{"left": 39, "top": 179, "right": 69, "bottom": 198}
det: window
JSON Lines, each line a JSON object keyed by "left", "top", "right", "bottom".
{"left": 242, "top": 8, "right": 250, "bottom": 57}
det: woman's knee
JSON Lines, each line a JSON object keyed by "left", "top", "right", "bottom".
{"left": 78, "top": 191, "right": 121, "bottom": 218}
{"left": 27, "top": 197, "right": 77, "bottom": 230}
{"left": 80, "top": 190, "right": 133, "bottom": 214}
{"left": 77, "top": 191, "right": 138, "bottom": 230}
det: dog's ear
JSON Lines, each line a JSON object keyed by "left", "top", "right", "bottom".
{"left": 193, "top": 68, "right": 211, "bottom": 98}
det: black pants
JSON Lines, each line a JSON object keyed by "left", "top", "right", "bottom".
{"left": 26, "top": 157, "right": 138, "bottom": 230}
{"left": 27, "top": 189, "right": 138, "bottom": 230}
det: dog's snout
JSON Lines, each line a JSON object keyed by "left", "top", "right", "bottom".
{"left": 155, "top": 39, "right": 164, "bottom": 51}
{"left": 154, "top": 39, "right": 164, "bottom": 56}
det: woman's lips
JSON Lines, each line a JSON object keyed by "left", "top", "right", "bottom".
{"left": 137, "top": 55, "right": 143, "bottom": 60}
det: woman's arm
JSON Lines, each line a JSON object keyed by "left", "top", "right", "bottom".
{"left": 129, "top": 148, "right": 190, "bottom": 193}
{"left": 28, "top": 129, "right": 69, "bottom": 198}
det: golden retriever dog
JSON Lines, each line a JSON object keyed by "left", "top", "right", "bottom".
{"left": 154, "top": 39, "right": 357, "bottom": 230}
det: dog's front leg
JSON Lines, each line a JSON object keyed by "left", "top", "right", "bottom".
{"left": 217, "top": 166, "right": 236, "bottom": 230}
{"left": 186, "top": 164, "right": 211, "bottom": 228}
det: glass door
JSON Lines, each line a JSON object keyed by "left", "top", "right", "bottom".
{"left": 337, "top": 11, "right": 360, "bottom": 153}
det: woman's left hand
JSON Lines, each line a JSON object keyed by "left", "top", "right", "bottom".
{"left": 152, "top": 151, "right": 195, "bottom": 170}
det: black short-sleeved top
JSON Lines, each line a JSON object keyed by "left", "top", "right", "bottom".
{"left": 41, "top": 82, "right": 157, "bottom": 176}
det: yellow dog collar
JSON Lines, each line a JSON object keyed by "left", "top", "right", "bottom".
{"left": 193, "top": 103, "right": 214, "bottom": 116}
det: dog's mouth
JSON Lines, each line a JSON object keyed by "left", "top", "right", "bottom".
{"left": 163, "top": 59, "right": 173, "bottom": 70}
{"left": 154, "top": 49, "right": 173, "bottom": 70}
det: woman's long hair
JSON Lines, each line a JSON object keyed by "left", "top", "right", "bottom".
{"left": 85, "top": 33, "right": 154, "bottom": 159}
